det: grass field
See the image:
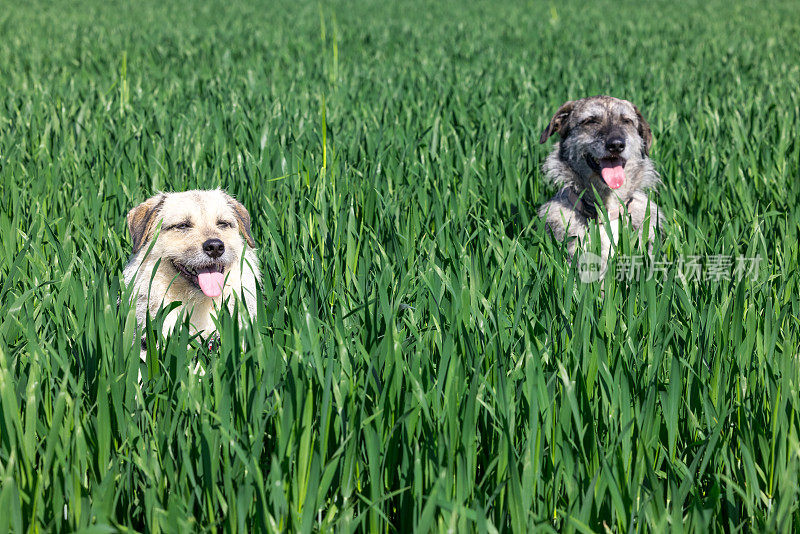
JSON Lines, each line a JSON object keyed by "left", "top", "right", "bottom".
{"left": 1, "top": 0, "right": 800, "bottom": 531}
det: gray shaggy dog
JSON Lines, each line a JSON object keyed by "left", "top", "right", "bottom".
{"left": 538, "top": 95, "right": 665, "bottom": 271}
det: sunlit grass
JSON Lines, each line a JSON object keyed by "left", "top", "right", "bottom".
{"left": 0, "top": 0, "right": 799, "bottom": 531}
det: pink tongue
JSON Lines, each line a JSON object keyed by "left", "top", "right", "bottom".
{"left": 197, "top": 270, "right": 225, "bottom": 298}
{"left": 601, "top": 165, "right": 625, "bottom": 189}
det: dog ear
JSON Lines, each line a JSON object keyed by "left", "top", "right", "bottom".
{"left": 539, "top": 100, "right": 575, "bottom": 144}
{"left": 127, "top": 194, "right": 166, "bottom": 254}
{"left": 225, "top": 194, "right": 256, "bottom": 248}
{"left": 634, "top": 105, "right": 652, "bottom": 156}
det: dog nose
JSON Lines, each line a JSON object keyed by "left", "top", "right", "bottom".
{"left": 606, "top": 137, "right": 626, "bottom": 154}
{"left": 203, "top": 238, "right": 225, "bottom": 258}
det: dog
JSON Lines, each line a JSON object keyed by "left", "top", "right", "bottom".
{"left": 538, "top": 96, "right": 665, "bottom": 273}
{"left": 123, "top": 189, "right": 260, "bottom": 348}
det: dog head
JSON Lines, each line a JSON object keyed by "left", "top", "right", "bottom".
{"left": 127, "top": 189, "right": 255, "bottom": 298}
{"left": 539, "top": 95, "right": 652, "bottom": 193}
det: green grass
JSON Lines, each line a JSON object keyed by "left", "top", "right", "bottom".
{"left": 1, "top": 0, "right": 799, "bottom": 531}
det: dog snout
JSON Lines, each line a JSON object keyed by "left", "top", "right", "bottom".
{"left": 605, "top": 136, "right": 625, "bottom": 154}
{"left": 202, "top": 238, "right": 225, "bottom": 258}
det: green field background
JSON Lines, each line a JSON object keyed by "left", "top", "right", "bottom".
{"left": 1, "top": 0, "right": 799, "bottom": 531}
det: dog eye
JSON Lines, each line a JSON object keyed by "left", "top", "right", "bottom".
{"left": 621, "top": 117, "right": 634, "bottom": 125}
{"left": 217, "top": 221, "right": 234, "bottom": 229}
{"left": 173, "top": 222, "right": 192, "bottom": 230}
{"left": 582, "top": 117, "right": 600, "bottom": 125}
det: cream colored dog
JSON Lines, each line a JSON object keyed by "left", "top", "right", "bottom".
{"left": 123, "top": 189, "right": 260, "bottom": 345}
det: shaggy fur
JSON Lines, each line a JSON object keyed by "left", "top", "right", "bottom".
{"left": 123, "top": 189, "right": 260, "bottom": 343}
{"left": 538, "top": 96, "right": 665, "bottom": 265}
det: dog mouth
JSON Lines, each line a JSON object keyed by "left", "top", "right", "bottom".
{"left": 171, "top": 260, "right": 227, "bottom": 298}
{"left": 585, "top": 154, "right": 626, "bottom": 190}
